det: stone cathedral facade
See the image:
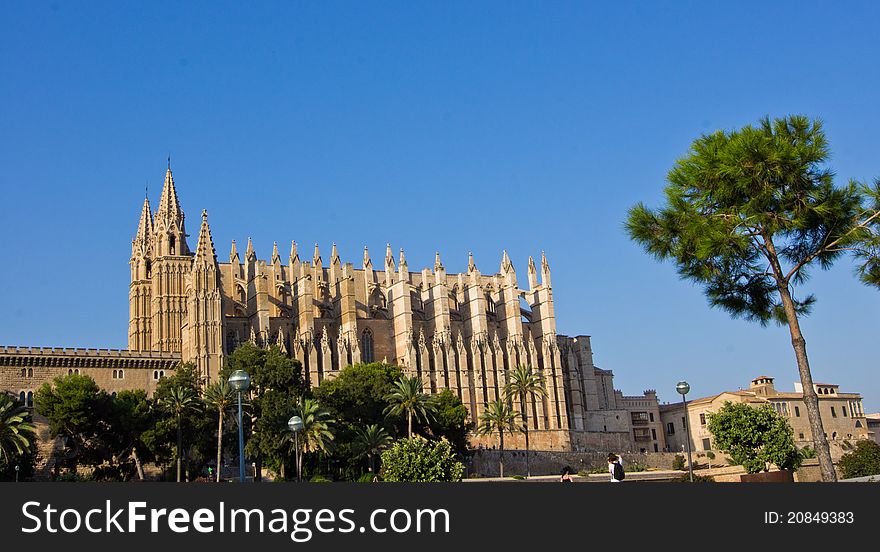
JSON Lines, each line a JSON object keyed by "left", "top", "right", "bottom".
{"left": 2, "top": 166, "right": 664, "bottom": 453}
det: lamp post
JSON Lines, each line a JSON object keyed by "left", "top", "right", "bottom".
{"left": 288, "top": 415, "right": 304, "bottom": 482}
{"left": 228, "top": 370, "right": 251, "bottom": 483}
{"left": 14, "top": 465, "right": 20, "bottom": 483}
{"left": 676, "top": 381, "right": 694, "bottom": 482}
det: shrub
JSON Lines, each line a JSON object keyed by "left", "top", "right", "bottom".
{"left": 380, "top": 436, "right": 464, "bottom": 482}
{"left": 837, "top": 440, "right": 880, "bottom": 479}
{"left": 672, "top": 454, "right": 686, "bottom": 471}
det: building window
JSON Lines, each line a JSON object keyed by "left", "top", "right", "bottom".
{"left": 794, "top": 406, "right": 800, "bottom": 417}
{"left": 681, "top": 417, "right": 686, "bottom": 430}
{"left": 701, "top": 438, "right": 711, "bottom": 451}
{"left": 831, "top": 407, "right": 837, "bottom": 418}
{"left": 799, "top": 433, "right": 805, "bottom": 439}
{"left": 831, "top": 432, "right": 837, "bottom": 440}
{"left": 699, "top": 413, "right": 706, "bottom": 426}
{"left": 26, "top": 391, "right": 33, "bottom": 408}
{"left": 361, "top": 328, "right": 374, "bottom": 364}
{"left": 169, "top": 235, "right": 176, "bottom": 255}
{"left": 842, "top": 407, "right": 848, "bottom": 417}
{"left": 113, "top": 370, "right": 118, "bottom": 379}
{"left": 649, "top": 412, "right": 655, "bottom": 422}
{"left": 666, "top": 422, "right": 675, "bottom": 435}
{"left": 19, "top": 391, "right": 26, "bottom": 404}
{"left": 27, "top": 368, "right": 33, "bottom": 378}
{"left": 651, "top": 428, "right": 657, "bottom": 440}
{"left": 855, "top": 421, "right": 863, "bottom": 428}
{"left": 153, "top": 370, "right": 159, "bottom": 380}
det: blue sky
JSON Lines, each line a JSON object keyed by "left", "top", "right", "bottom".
{"left": 1, "top": 1, "right": 878, "bottom": 410}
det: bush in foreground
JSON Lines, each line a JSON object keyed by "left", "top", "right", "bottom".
{"left": 380, "top": 436, "right": 463, "bottom": 482}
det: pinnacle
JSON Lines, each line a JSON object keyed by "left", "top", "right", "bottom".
{"left": 194, "top": 210, "right": 217, "bottom": 262}
{"left": 134, "top": 197, "right": 154, "bottom": 245}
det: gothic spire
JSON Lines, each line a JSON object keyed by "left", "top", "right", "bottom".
{"left": 527, "top": 255, "right": 538, "bottom": 289}
{"left": 363, "top": 246, "right": 372, "bottom": 269}
{"left": 193, "top": 210, "right": 217, "bottom": 263}
{"left": 313, "top": 243, "right": 322, "bottom": 265}
{"left": 468, "top": 251, "right": 476, "bottom": 272}
{"left": 155, "top": 165, "right": 183, "bottom": 225}
{"left": 133, "top": 197, "right": 153, "bottom": 246}
{"left": 331, "top": 242, "right": 340, "bottom": 265}
{"left": 385, "top": 243, "right": 394, "bottom": 267}
{"left": 434, "top": 251, "right": 443, "bottom": 271}
{"left": 501, "top": 250, "right": 513, "bottom": 273}
{"left": 271, "top": 241, "right": 281, "bottom": 264}
{"left": 245, "top": 237, "right": 256, "bottom": 262}
{"left": 229, "top": 240, "right": 239, "bottom": 263}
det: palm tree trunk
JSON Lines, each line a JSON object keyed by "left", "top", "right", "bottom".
{"left": 408, "top": 410, "right": 412, "bottom": 438}
{"left": 216, "top": 409, "right": 223, "bottom": 483}
{"left": 764, "top": 236, "right": 836, "bottom": 482}
{"left": 499, "top": 428, "right": 504, "bottom": 478}
{"left": 521, "top": 391, "right": 530, "bottom": 478}
{"left": 176, "top": 414, "right": 182, "bottom": 483}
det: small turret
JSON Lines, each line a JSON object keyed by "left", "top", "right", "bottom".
{"left": 527, "top": 255, "right": 538, "bottom": 289}
{"left": 229, "top": 240, "right": 240, "bottom": 264}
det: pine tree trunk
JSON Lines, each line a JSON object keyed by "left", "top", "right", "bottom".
{"left": 216, "top": 409, "right": 223, "bottom": 483}
{"left": 762, "top": 234, "right": 836, "bottom": 481}
{"left": 775, "top": 282, "right": 836, "bottom": 481}
{"left": 132, "top": 447, "right": 145, "bottom": 481}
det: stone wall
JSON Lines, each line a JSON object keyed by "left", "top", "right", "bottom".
{"left": 466, "top": 449, "right": 684, "bottom": 477}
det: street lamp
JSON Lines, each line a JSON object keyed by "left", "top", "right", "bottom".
{"left": 288, "top": 415, "right": 304, "bottom": 482}
{"left": 228, "top": 370, "right": 251, "bottom": 483}
{"left": 14, "top": 465, "right": 20, "bottom": 483}
{"left": 676, "top": 381, "right": 694, "bottom": 482}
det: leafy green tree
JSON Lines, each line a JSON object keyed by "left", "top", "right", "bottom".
{"left": 626, "top": 115, "right": 880, "bottom": 482}
{"left": 503, "top": 365, "right": 546, "bottom": 477}
{"left": 314, "top": 362, "right": 403, "bottom": 426}
{"left": 380, "top": 436, "right": 464, "bottom": 482}
{"left": 706, "top": 401, "right": 801, "bottom": 474}
{"left": 203, "top": 380, "right": 236, "bottom": 482}
{"left": 353, "top": 424, "right": 392, "bottom": 475}
{"left": 160, "top": 385, "right": 201, "bottom": 482}
{"left": 0, "top": 394, "right": 36, "bottom": 469}
{"left": 384, "top": 376, "right": 435, "bottom": 437}
{"left": 476, "top": 399, "right": 521, "bottom": 478}
{"left": 107, "top": 390, "right": 155, "bottom": 480}
{"left": 424, "top": 389, "right": 472, "bottom": 456}
{"left": 837, "top": 440, "right": 880, "bottom": 479}
{"left": 35, "top": 373, "right": 109, "bottom": 471}
{"left": 221, "top": 343, "right": 305, "bottom": 481}
{"left": 289, "top": 397, "right": 334, "bottom": 480}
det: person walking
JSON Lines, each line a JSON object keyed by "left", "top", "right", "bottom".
{"left": 560, "top": 466, "right": 573, "bottom": 482}
{"left": 608, "top": 453, "right": 625, "bottom": 483}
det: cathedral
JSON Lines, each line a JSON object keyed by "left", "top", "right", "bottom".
{"left": 2, "top": 165, "right": 665, "bottom": 453}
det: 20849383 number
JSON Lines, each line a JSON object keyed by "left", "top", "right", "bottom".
{"left": 786, "top": 512, "right": 854, "bottom": 524}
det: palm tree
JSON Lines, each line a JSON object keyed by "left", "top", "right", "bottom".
{"left": 477, "top": 399, "right": 521, "bottom": 478}
{"left": 353, "top": 424, "right": 392, "bottom": 476}
{"left": 289, "top": 397, "right": 334, "bottom": 480}
{"left": 503, "top": 365, "right": 546, "bottom": 478}
{"left": 160, "top": 385, "right": 201, "bottom": 482}
{"left": 0, "top": 394, "right": 36, "bottom": 467}
{"left": 384, "top": 375, "right": 435, "bottom": 437}
{"left": 203, "top": 380, "right": 236, "bottom": 482}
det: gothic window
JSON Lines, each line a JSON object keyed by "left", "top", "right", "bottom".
{"left": 485, "top": 293, "right": 496, "bottom": 315}
{"left": 20, "top": 368, "right": 25, "bottom": 377}
{"left": 449, "top": 287, "right": 459, "bottom": 312}
{"left": 68, "top": 369, "right": 73, "bottom": 376}
{"left": 113, "top": 370, "right": 118, "bottom": 379}
{"left": 74, "top": 369, "right": 80, "bottom": 375}
{"left": 27, "top": 368, "right": 33, "bottom": 377}
{"left": 146, "top": 260, "right": 152, "bottom": 278}
{"left": 169, "top": 235, "right": 176, "bottom": 255}
{"left": 160, "top": 370, "right": 165, "bottom": 378}
{"left": 361, "top": 328, "right": 374, "bottom": 364}
{"left": 19, "top": 391, "right": 25, "bottom": 403}
{"left": 153, "top": 370, "right": 159, "bottom": 380}
{"left": 237, "top": 285, "right": 247, "bottom": 304}
{"left": 26, "top": 391, "right": 33, "bottom": 407}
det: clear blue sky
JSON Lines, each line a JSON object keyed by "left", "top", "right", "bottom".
{"left": 1, "top": 1, "right": 878, "bottom": 411}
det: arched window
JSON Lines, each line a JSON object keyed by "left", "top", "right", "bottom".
{"left": 361, "top": 328, "right": 374, "bottom": 364}
{"left": 153, "top": 370, "right": 159, "bottom": 380}
{"left": 485, "top": 292, "right": 496, "bottom": 315}
{"left": 20, "top": 368, "right": 26, "bottom": 377}
{"left": 237, "top": 285, "right": 247, "bottom": 305}
{"left": 19, "top": 391, "right": 25, "bottom": 403}
{"left": 27, "top": 368, "right": 33, "bottom": 378}
{"left": 169, "top": 235, "right": 176, "bottom": 255}
{"left": 146, "top": 260, "right": 152, "bottom": 278}
{"left": 68, "top": 369, "right": 73, "bottom": 375}
{"left": 74, "top": 369, "right": 80, "bottom": 375}
{"left": 160, "top": 370, "right": 165, "bottom": 378}
{"left": 448, "top": 286, "right": 459, "bottom": 312}
{"left": 26, "top": 391, "right": 33, "bottom": 408}
{"left": 113, "top": 370, "right": 118, "bottom": 379}
{"left": 111, "top": 392, "right": 117, "bottom": 399}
